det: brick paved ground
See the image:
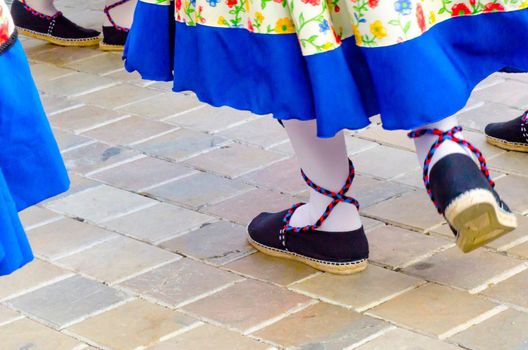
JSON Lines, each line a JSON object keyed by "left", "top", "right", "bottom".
{"left": 1, "top": 1, "right": 528, "bottom": 349}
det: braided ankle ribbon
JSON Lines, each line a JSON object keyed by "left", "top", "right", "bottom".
{"left": 104, "top": 0, "right": 132, "bottom": 32}
{"left": 408, "top": 126, "right": 494, "bottom": 213}
{"left": 21, "top": 0, "right": 62, "bottom": 21}
{"left": 280, "top": 159, "right": 360, "bottom": 245}
{"left": 521, "top": 110, "right": 528, "bottom": 143}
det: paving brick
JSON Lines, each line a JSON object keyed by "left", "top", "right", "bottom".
{"left": 52, "top": 129, "right": 94, "bottom": 152}
{"left": 450, "top": 308, "right": 528, "bottom": 350}
{"left": 362, "top": 191, "right": 444, "bottom": 232}
{"left": 104, "top": 68, "right": 153, "bottom": 86}
{"left": 134, "top": 128, "right": 229, "bottom": 161}
{"left": 216, "top": 117, "right": 288, "bottom": 148}
{"left": 146, "top": 172, "right": 253, "bottom": 209}
{"left": 38, "top": 72, "right": 115, "bottom": 97}
{"left": 472, "top": 80, "right": 528, "bottom": 109}
{"left": 118, "top": 93, "right": 204, "bottom": 120}
{"left": 119, "top": 259, "right": 242, "bottom": 307}
{"left": 82, "top": 116, "right": 177, "bottom": 145}
{"left": 182, "top": 279, "right": 311, "bottom": 332}
{"left": 41, "top": 94, "right": 83, "bottom": 116}
{"left": 253, "top": 302, "right": 388, "bottom": 349}
{"left": 29, "top": 62, "right": 74, "bottom": 84}
{"left": 184, "top": 143, "right": 285, "bottom": 178}
{"left": 457, "top": 102, "right": 522, "bottom": 132}
{"left": 361, "top": 216, "right": 386, "bottom": 232}
{"left": 160, "top": 221, "right": 255, "bottom": 265}
{"left": 56, "top": 236, "right": 179, "bottom": 284}
{"left": 352, "top": 174, "right": 413, "bottom": 208}
{"left": 225, "top": 252, "right": 318, "bottom": 286}
{"left": 102, "top": 202, "right": 214, "bottom": 244}
{"left": 27, "top": 217, "right": 117, "bottom": 261}
{"left": 0, "top": 305, "right": 21, "bottom": 326}
{"left": 366, "top": 225, "right": 454, "bottom": 269}
{"left": 203, "top": 188, "right": 297, "bottom": 225}
{"left": 149, "top": 323, "right": 270, "bottom": 350}
{"left": 356, "top": 328, "right": 460, "bottom": 350}
{"left": 0, "top": 318, "right": 83, "bottom": 350}
{"left": 357, "top": 127, "right": 415, "bottom": 151}
{"left": 64, "top": 52, "right": 124, "bottom": 75}
{"left": 50, "top": 104, "right": 127, "bottom": 133}
{"left": 392, "top": 169, "right": 424, "bottom": 188}
{"left": 165, "top": 104, "right": 254, "bottom": 133}
{"left": 50, "top": 173, "right": 100, "bottom": 201}
{"left": 0, "top": 259, "right": 69, "bottom": 301}
{"left": 89, "top": 156, "right": 194, "bottom": 192}
{"left": 369, "top": 284, "right": 498, "bottom": 337}
{"left": 45, "top": 185, "right": 157, "bottom": 223}
{"left": 74, "top": 83, "right": 162, "bottom": 109}
{"left": 403, "top": 247, "right": 524, "bottom": 292}
{"left": 465, "top": 129, "right": 508, "bottom": 159}
{"left": 270, "top": 140, "right": 294, "bottom": 156}
{"left": 61, "top": 142, "right": 142, "bottom": 175}
{"left": 6, "top": 275, "right": 127, "bottom": 328}
{"left": 31, "top": 46, "right": 105, "bottom": 66}
{"left": 352, "top": 145, "right": 419, "bottom": 180}
{"left": 491, "top": 153, "right": 528, "bottom": 178}
{"left": 242, "top": 158, "right": 306, "bottom": 195}
{"left": 482, "top": 269, "right": 528, "bottom": 308}
{"left": 19, "top": 206, "right": 62, "bottom": 231}
{"left": 291, "top": 265, "right": 424, "bottom": 311}
{"left": 68, "top": 299, "right": 197, "bottom": 350}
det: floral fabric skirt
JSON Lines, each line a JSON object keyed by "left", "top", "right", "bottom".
{"left": 125, "top": 0, "right": 528, "bottom": 137}
{"left": 0, "top": 0, "right": 70, "bottom": 275}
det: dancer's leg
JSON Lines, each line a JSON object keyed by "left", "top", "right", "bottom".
{"left": 283, "top": 119, "right": 362, "bottom": 232}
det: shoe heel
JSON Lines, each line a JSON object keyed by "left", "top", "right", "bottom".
{"left": 446, "top": 189, "right": 518, "bottom": 253}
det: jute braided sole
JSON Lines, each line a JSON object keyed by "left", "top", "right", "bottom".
{"left": 247, "top": 236, "right": 368, "bottom": 275}
{"left": 445, "top": 189, "right": 518, "bottom": 253}
{"left": 17, "top": 27, "right": 100, "bottom": 47}
{"left": 486, "top": 135, "right": 528, "bottom": 153}
{"left": 99, "top": 41, "right": 124, "bottom": 52}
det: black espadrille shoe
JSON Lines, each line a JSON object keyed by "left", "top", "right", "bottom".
{"left": 99, "top": 0, "right": 130, "bottom": 51}
{"left": 485, "top": 111, "right": 528, "bottom": 153}
{"left": 247, "top": 160, "right": 369, "bottom": 274}
{"left": 10, "top": 0, "right": 100, "bottom": 47}
{"left": 409, "top": 126, "right": 517, "bottom": 253}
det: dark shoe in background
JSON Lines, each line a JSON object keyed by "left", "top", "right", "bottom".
{"left": 485, "top": 111, "right": 528, "bottom": 152}
{"left": 99, "top": 0, "right": 131, "bottom": 51}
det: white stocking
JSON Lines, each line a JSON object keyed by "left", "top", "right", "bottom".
{"left": 103, "top": 0, "right": 137, "bottom": 29}
{"left": 413, "top": 115, "right": 469, "bottom": 174}
{"left": 283, "top": 119, "right": 362, "bottom": 232}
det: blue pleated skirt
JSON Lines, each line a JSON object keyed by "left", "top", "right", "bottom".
{"left": 124, "top": 2, "right": 528, "bottom": 137}
{"left": 0, "top": 37, "right": 70, "bottom": 276}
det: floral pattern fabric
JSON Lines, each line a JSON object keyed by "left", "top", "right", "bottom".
{"left": 0, "top": 1, "right": 14, "bottom": 46}
{"left": 141, "top": 0, "right": 528, "bottom": 55}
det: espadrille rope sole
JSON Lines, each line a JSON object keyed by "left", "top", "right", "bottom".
{"left": 445, "top": 189, "right": 518, "bottom": 253}
{"left": 486, "top": 135, "right": 528, "bottom": 153}
{"left": 99, "top": 41, "right": 124, "bottom": 51}
{"left": 17, "top": 27, "right": 100, "bottom": 47}
{"left": 247, "top": 236, "right": 368, "bottom": 275}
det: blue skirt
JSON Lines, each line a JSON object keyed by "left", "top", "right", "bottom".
{"left": 124, "top": 2, "right": 528, "bottom": 137}
{"left": 0, "top": 36, "right": 70, "bottom": 276}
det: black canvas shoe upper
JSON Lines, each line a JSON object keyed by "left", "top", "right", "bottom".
{"left": 429, "top": 154, "right": 511, "bottom": 215}
{"left": 248, "top": 210, "right": 369, "bottom": 263}
{"left": 101, "top": 26, "right": 128, "bottom": 46}
{"left": 11, "top": 0, "right": 100, "bottom": 40}
{"left": 248, "top": 159, "right": 369, "bottom": 264}
{"left": 484, "top": 112, "right": 528, "bottom": 145}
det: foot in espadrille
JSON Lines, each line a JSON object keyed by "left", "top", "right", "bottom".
{"left": 10, "top": 0, "right": 100, "bottom": 46}
{"left": 409, "top": 127, "right": 517, "bottom": 253}
{"left": 247, "top": 160, "right": 369, "bottom": 275}
{"left": 485, "top": 110, "right": 528, "bottom": 152}
{"left": 99, "top": 0, "right": 130, "bottom": 51}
